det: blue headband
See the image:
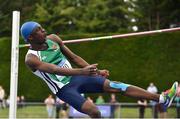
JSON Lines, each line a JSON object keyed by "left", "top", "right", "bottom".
{"left": 20, "top": 21, "right": 40, "bottom": 42}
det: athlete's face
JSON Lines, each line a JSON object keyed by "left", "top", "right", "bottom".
{"left": 29, "top": 26, "right": 47, "bottom": 44}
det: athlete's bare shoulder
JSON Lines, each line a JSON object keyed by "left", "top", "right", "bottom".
{"left": 47, "top": 34, "right": 64, "bottom": 46}
{"left": 25, "top": 53, "right": 40, "bottom": 72}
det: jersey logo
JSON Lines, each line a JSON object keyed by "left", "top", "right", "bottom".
{"left": 42, "top": 56, "right": 47, "bottom": 60}
{"left": 52, "top": 44, "right": 58, "bottom": 50}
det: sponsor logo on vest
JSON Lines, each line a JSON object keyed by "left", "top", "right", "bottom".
{"left": 52, "top": 44, "right": 58, "bottom": 51}
{"left": 42, "top": 56, "right": 47, "bottom": 60}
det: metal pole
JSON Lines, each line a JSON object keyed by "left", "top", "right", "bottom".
{"left": 9, "top": 11, "right": 20, "bottom": 119}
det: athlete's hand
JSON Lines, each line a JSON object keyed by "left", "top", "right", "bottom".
{"left": 98, "top": 69, "right": 109, "bottom": 78}
{"left": 82, "top": 64, "right": 98, "bottom": 76}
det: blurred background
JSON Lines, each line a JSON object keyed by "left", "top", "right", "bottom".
{"left": 0, "top": 0, "right": 180, "bottom": 118}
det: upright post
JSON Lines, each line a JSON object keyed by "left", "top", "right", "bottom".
{"left": 9, "top": 11, "right": 20, "bottom": 119}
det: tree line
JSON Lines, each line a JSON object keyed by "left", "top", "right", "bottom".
{"left": 0, "top": 0, "right": 180, "bottom": 37}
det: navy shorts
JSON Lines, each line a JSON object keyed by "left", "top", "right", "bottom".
{"left": 56, "top": 75, "right": 106, "bottom": 112}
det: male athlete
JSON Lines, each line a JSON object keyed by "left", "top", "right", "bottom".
{"left": 21, "top": 21, "right": 179, "bottom": 118}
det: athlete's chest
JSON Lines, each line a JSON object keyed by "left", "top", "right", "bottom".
{"left": 39, "top": 40, "right": 64, "bottom": 63}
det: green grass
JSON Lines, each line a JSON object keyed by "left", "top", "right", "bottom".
{"left": 0, "top": 106, "right": 48, "bottom": 118}
{"left": 115, "top": 107, "right": 176, "bottom": 118}
{"left": 0, "top": 106, "right": 177, "bottom": 118}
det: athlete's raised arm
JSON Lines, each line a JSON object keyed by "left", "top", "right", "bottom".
{"left": 47, "top": 34, "right": 110, "bottom": 78}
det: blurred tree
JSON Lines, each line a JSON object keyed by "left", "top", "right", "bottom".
{"left": 136, "top": 0, "right": 180, "bottom": 31}
{"left": 0, "top": 0, "right": 41, "bottom": 37}
{"left": 0, "top": 0, "right": 180, "bottom": 36}
{"left": 158, "top": 0, "right": 180, "bottom": 28}
{"left": 0, "top": 0, "right": 20, "bottom": 37}
{"left": 32, "top": 0, "right": 137, "bottom": 33}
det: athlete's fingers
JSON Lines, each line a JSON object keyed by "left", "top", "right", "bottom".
{"left": 89, "top": 64, "right": 98, "bottom": 69}
{"left": 104, "top": 70, "right": 109, "bottom": 75}
{"left": 106, "top": 70, "right": 110, "bottom": 76}
{"left": 90, "top": 72, "right": 98, "bottom": 76}
{"left": 99, "top": 69, "right": 109, "bottom": 76}
{"left": 86, "top": 63, "right": 98, "bottom": 69}
{"left": 91, "top": 63, "right": 98, "bottom": 67}
{"left": 89, "top": 68, "right": 98, "bottom": 74}
{"left": 90, "top": 67, "right": 98, "bottom": 72}
{"left": 89, "top": 64, "right": 98, "bottom": 72}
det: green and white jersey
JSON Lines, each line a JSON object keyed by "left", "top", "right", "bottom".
{"left": 26, "top": 39, "right": 72, "bottom": 94}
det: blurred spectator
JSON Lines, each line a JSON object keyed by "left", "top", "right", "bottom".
{"left": 157, "top": 103, "right": 167, "bottom": 118}
{"left": 0, "top": 86, "right": 5, "bottom": 109}
{"left": 55, "top": 97, "right": 68, "bottom": 118}
{"left": 137, "top": 99, "right": 147, "bottom": 118}
{"left": 95, "top": 95, "right": 105, "bottom": 105}
{"left": 147, "top": 82, "right": 158, "bottom": 118}
{"left": 55, "top": 97, "right": 61, "bottom": 118}
{"left": 44, "top": 94, "right": 55, "bottom": 119}
{"left": 109, "top": 93, "right": 118, "bottom": 118}
{"left": 87, "top": 96, "right": 93, "bottom": 103}
{"left": 175, "top": 96, "right": 180, "bottom": 118}
{"left": 17, "top": 96, "right": 20, "bottom": 108}
{"left": 59, "top": 100, "right": 68, "bottom": 118}
{"left": 20, "top": 95, "right": 25, "bottom": 108}
{"left": 6, "top": 96, "right": 10, "bottom": 107}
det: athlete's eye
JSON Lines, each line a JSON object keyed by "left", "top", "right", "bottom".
{"left": 36, "top": 27, "right": 41, "bottom": 32}
{"left": 31, "top": 27, "right": 42, "bottom": 35}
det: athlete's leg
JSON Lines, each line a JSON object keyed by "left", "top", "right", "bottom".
{"left": 67, "top": 75, "right": 109, "bottom": 118}
{"left": 103, "top": 80, "right": 159, "bottom": 101}
{"left": 81, "top": 100, "right": 101, "bottom": 118}
{"left": 56, "top": 76, "right": 102, "bottom": 118}
{"left": 57, "top": 90, "right": 101, "bottom": 118}
{"left": 103, "top": 79, "right": 178, "bottom": 107}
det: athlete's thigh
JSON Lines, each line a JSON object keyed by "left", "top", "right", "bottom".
{"left": 56, "top": 87, "right": 86, "bottom": 112}
{"left": 76, "top": 75, "right": 106, "bottom": 93}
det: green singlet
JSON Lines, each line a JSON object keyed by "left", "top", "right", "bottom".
{"left": 26, "top": 39, "right": 72, "bottom": 94}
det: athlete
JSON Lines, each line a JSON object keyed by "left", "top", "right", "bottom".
{"left": 21, "top": 21, "right": 179, "bottom": 118}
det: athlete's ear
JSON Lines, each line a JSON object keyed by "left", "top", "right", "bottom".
{"left": 28, "top": 35, "right": 33, "bottom": 42}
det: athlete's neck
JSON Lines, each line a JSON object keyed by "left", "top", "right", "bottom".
{"left": 30, "top": 42, "right": 48, "bottom": 51}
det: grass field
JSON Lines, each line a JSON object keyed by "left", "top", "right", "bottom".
{"left": 0, "top": 105, "right": 177, "bottom": 118}
{"left": 0, "top": 106, "right": 47, "bottom": 118}
{"left": 115, "top": 107, "right": 176, "bottom": 118}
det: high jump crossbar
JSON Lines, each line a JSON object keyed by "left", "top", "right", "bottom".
{"left": 19, "top": 27, "right": 180, "bottom": 48}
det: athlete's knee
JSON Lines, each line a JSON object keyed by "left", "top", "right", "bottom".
{"left": 81, "top": 100, "right": 101, "bottom": 118}
{"left": 109, "top": 81, "right": 130, "bottom": 92}
{"left": 89, "top": 108, "right": 101, "bottom": 118}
